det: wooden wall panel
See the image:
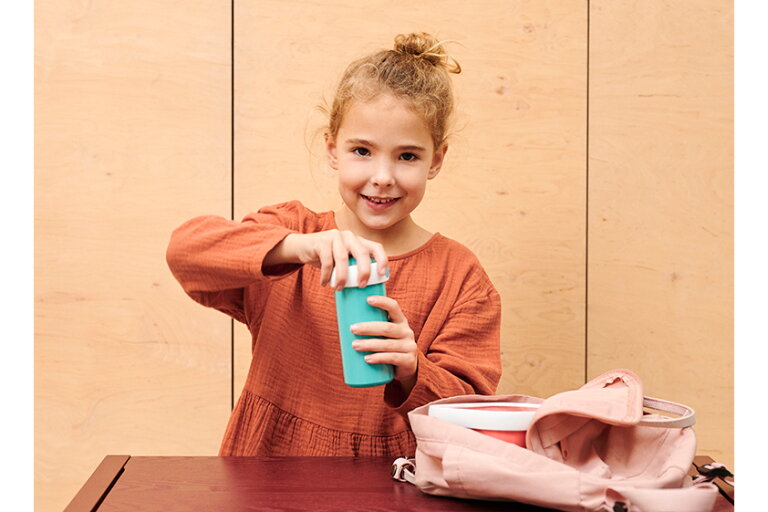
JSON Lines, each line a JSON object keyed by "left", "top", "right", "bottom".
{"left": 35, "top": 3, "right": 734, "bottom": 507}
{"left": 589, "top": 1, "right": 733, "bottom": 468}
{"left": 233, "top": 0, "right": 587, "bottom": 401}
{"left": 35, "top": 2, "right": 231, "bottom": 510}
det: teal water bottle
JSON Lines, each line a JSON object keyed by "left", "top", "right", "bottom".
{"left": 331, "top": 257, "right": 393, "bottom": 387}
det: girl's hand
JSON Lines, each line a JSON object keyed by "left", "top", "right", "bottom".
{"left": 349, "top": 295, "right": 418, "bottom": 393}
{"left": 276, "top": 230, "right": 388, "bottom": 290}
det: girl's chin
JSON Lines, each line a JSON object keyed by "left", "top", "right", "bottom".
{"left": 338, "top": 201, "right": 410, "bottom": 233}
{"left": 355, "top": 211, "right": 406, "bottom": 233}
{"left": 359, "top": 217, "right": 396, "bottom": 231}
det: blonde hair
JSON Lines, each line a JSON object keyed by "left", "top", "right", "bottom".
{"left": 327, "top": 32, "right": 461, "bottom": 150}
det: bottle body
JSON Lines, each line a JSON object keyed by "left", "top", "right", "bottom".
{"left": 332, "top": 258, "right": 393, "bottom": 387}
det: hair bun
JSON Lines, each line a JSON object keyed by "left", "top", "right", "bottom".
{"left": 393, "top": 32, "right": 461, "bottom": 74}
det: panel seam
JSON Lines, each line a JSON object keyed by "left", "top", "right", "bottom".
{"left": 230, "top": 0, "right": 235, "bottom": 411}
{"left": 585, "top": 0, "right": 591, "bottom": 385}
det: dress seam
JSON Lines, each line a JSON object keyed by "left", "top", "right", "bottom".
{"left": 450, "top": 288, "right": 499, "bottom": 314}
{"left": 242, "top": 389, "right": 413, "bottom": 439}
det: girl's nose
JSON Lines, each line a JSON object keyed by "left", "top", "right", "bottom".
{"left": 371, "top": 160, "right": 396, "bottom": 187}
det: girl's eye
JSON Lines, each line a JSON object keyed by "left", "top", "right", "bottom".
{"left": 400, "top": 152, "right": 418, "bottom": 161}
{"left": 352, "top": 147, "right": 370, "bottom": 157}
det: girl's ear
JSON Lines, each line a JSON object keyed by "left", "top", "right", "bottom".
{"left": 428, "top": 144, "right": 448, "bottom": 179}
{"left": 325, "top": 132, "right": 339, "bottom": 170}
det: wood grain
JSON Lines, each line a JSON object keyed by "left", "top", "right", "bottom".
{"left": 588, "top": 0, "right": 733, "bottom": 468}
{"left": 84, "top": 456, "right": 733, "bottom": 511}
{"left": 35, "top": 2, "right": 232, "bottom": 510}
{"left": 98, "top": 456, "right": 553, "bottom": 511}
{"left": 233, "top": 0, "right": 587, "bottom": 404}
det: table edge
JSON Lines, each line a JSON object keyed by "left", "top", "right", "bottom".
{"left": 64, "top": 455, "right": 130, "bottom": 512}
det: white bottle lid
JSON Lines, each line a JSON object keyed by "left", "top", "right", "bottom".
{"left": 428, "top": 402, "right": 541, "bottom": 431}
{"left": 330, "top": 261, "right": 389, "bottom": 288}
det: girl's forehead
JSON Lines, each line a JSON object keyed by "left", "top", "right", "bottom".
{"left": 340, "top": 94, "right": 432, "bottom": 138}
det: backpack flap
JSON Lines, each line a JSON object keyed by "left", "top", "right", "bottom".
{"left": 527, "top": 369, "right": 701, "bottom": 488}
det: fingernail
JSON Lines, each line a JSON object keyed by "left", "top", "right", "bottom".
{"left": 351, "top": 341, "right": 360, "bottom": 349}
{"left": 350, "top": 324, "right": 358, "bottom": 333}
{"left": 367, "top": 296, "right": 376, "bottom": 304}
{"left": 364, "top": 355, "right": 373, "bottom": 362}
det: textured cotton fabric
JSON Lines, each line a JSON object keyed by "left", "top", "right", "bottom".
{"left": 166, "top": 200, "right": 501, "bottom": 456}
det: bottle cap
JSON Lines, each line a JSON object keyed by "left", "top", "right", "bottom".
{"left": 330, "top": 260, "right": 389, "bottom": 288}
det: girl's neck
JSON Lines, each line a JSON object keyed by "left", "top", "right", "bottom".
{"left": 333, "top": 206, "right": 433, "bottom": 256}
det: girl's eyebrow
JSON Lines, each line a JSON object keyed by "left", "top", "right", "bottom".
{"left": 398, "top": 144, "right": 427, "bottom": 152}
{"left": 345, "top": 138, "right": 375, "bottom": 147}
{"left": 344, "top": 138, "right": 426, "bottom": 152}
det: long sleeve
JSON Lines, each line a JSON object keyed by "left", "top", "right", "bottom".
{"left": 165, "top": 201, "right": 308, "bottom": 323}
{"left": 211, "top": 226, "right": 502, "bottom": 456}
{"left": 384, "top": 288, "right": 502, "bottom": 413}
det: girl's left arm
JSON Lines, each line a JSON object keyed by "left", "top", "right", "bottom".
{"left": 382, "top": 290, "right": 502, "bottom": 413}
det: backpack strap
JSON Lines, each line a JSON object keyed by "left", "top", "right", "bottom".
{"left": 637, "top": 396, "right": 696, "bottom": 428}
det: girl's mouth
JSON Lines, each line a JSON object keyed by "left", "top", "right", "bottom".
{"left": 361, "top": 194, "right": 400, "bottom": 209}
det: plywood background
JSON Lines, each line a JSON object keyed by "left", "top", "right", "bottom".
{"left": 34, "top": 1, "right": 232, "bottom": 510}
{"left": 588, "top": 0, "right": 733, "bottom": 469}
{"left": 232, "top": 0, "right": 588, "bottom": 403}
{"left": 35, "top": 1, "right": 733, "bottom": 510}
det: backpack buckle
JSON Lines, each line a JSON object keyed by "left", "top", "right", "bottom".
{"left": 391, "top": 457, "right": 415, "bottom": 483}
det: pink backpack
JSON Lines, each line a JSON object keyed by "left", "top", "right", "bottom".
{"left": 393, "top": 369, "right": 720, "bottom": 512}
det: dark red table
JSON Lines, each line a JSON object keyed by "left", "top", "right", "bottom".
{"left": 65, "top": 456, "right": 734, "bottom": 511}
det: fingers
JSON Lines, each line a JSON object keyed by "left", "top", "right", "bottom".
{"left": 351, "top": 337, "right": 407, "bottom": 353}
{"left": 349, "top": 297, "right": 417, "bottom": 384}
{"left": 340, "top": 230, "right": 371, "bottom": 288}
{"left": 360, "top": 239, "right": 389, "bottom": 277}
{"left": 317, "top": 239, "right": 334, "bottom": 286}
{"left": 362, "top": 350, "right": 416, "bottom": 368}
{"left": 350, "top": 320, "right": 403, "bottom": 339}
{"left": 331, "top": 230, "right": 349, "bottom": 289}
{"left": 318, "top": 230, "right": 388, "bottom": 289}
{"left": 352, "top": 338, "right": 418, "bottom": 380}
{"left": 306, "top": 229, "right": 389, "bottom": 289}
{"left": 364, "top": 296, "right": 405, "bottom": 323}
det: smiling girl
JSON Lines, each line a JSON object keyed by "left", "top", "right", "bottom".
{"left": 166, "top": 33, "right": 501, "bottom": 456}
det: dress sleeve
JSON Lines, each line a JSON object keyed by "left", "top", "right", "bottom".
{"left": 383, "top": 289, "right": 502, "bottom": 413}
{"left": 165, "top": 201, "right": 307, "bottom": 323}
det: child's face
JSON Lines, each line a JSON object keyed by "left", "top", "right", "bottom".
{"left": 326, "top": 93, "right": 447, "bottom": 236}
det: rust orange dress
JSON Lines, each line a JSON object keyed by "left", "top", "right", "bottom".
{"left": 166, "top": 200, "right": 501, "bottom": 456}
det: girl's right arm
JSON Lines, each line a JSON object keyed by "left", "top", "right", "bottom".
{"left": 166, "top": 201, "right": 388, "bottom": 320}
{"left": 165, "top": 209, "right": 300, "bottom": 323}
{"left": 267, "top": 230, "right": 388, "bottom": 291}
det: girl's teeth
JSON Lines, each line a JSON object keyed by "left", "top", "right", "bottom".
{"left": 366, "top": 196, "right": 395, "bottom": 204}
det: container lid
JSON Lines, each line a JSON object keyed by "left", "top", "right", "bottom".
{"left": 428, "top": 402, "right": 540, "bottom": 431}
{"left": 330, "top": 259, "right": 389, "bottom": 288}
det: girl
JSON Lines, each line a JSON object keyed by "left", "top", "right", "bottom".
{"left": 166, "top": 32, "right": 501, "bottom": 456}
